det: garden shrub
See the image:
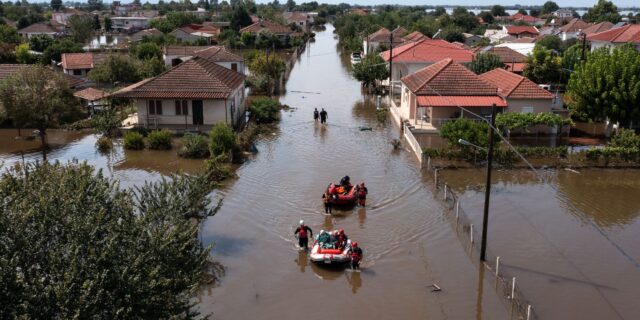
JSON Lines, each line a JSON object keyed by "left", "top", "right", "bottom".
{"left": 178, "top": 134, "right": 210, "bottom": 158}
{"left": 610, "top": 128, "right": 640, "bottom": 149}
{"left": 209, "top": 123, "right": 237, "bottom": 157}
{"left": 123, "top": 131, "right": 145, "bottom": 150}
{"left": 439, "top": 119, "right": 493, "bottom": 149}
{"left": 250, "top": 97, "right": 281, "bottom": 123}
{"left": 95, "top": 136, "right": 113, "bottom": 152}
{"left": 148, "top": 129, "right": 172, "bottom": 150}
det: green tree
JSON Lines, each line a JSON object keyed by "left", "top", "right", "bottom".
{"left": 104, "top": 16, "right": 112, "bottom": 31}
{"left": 132, "top": 42, "right": 162, "bottom": 60}
{"left": 240, "top": 31, "right": 255, "bottom": 46}
{"left": 584, "top": 0, "right": 620, "bottom": 23}
{"left": 535, "top": 35, "right": 563, "bottom": 52}
{"left": 88, "top": 54, "right": 143, "bottom": 85}
{"left": 517, "top": 9, "right": 528, "bottom": 15}
{"left": 230, "top": 3, "right": 252, "bottom": 31}
{"left": 285, "top": 0, "right": 295, "bottom": 11}
{"left": 541, "top": 1, "right": 559, "bottom": 15}
{"left": 68, "top": 14, "right": 95, "bottom": 44}
{"left": 478, "top": 11, "right": 494, "bottom": 24}
{"left": 491, "top": 5, "right": 506, "bottom": 17}
{"left": 28, "top": 34, "right": 53, "bottom": 52}
{"left": 523, "top": 46, "right": 562, "bottom": 84}
{"left": 91, "top": 107, "right": 121, "bottom": 137}
{"left": 209, "top": 122, "right": 237, "bottom": 158}
{"left": 87, "top": 0, "right": 103, "bottom": 11}
{"left": 529, "top": 8, "right": 541, "bottom": 17}
{"left": 562, "top": 43, "right": 583, "bottom": 71}
{"left": 0, "top": 24, "right": 20, "bottom": 44}
{"left": 42, "top": 38, "right": 84, "bottom": 63}
{"left": 440, "top": 118, "right": 492, "bottom": 149}
{"left": 0, "top": 65, "right": 81, "bottom": 149}
{"left": 50, "top": 0, "right": 62, "bottom": 10}
{"left": 352, "top": 54, "right": 389, "bottom": 88}
{"left": 0, "top": 162, "right": 219, "bottom": 318}
{"left": 567, "top": 45, "right": 640, "bottom": 128}
{"left": 139, "top": 56, "right": 166, "bottom": 77}
{"left": 469, "top": 52, "right": 503, "bottom": 74}
{"left": 15, "top": 43, "right": 35, "bottom": 64}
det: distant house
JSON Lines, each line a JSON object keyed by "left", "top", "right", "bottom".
{"left": 363, "top": 26, "right": 406, "bottom": 56}
{"left": 380, "top": 38, "right": 474, "bottom": 82}
{"left": 495, "top": 42, "right": 536, "bottom": 56}
{"left": 51, "top": 8, "right": 91, "bottom": 26}
{"left": 184, "top": 8, "right": 210, "bottom": 19}
{"left": 553, "top": 9, "right": 574, "bottom": 20}
{"left": 1, "top": 17, "right": 17, "bottom": 28}
{"left": 61, "top": 53, "right": 108, "bottom": 77}
{"left": 129, "top": 10, "right": 160, "bottom": 18}
{"left": 239, "top": 20, "right": 298, "bottom": 41}
{"left": 17, "top": 23, "right": 61, "bottom": 40}
{"left": 170, "top": 24, "right": 220, "bottom": 43}
{"left": 588, "top": 24, "right": 640, "bottom": 52}
{"left": 111, "top": 57, "right": 246, "bottom": 130}
{"left": 504, "top": 26, "right": 539, "bottom": 39}
{"left": 399, "top": 58, "right": 506, "bottom": 130}
{"left": 348, "top": 8, "right": 369, "bottom": 16}
{"left": 582, "top": 21, "right": 614, "bottom": 36}
{"left": 163, "top": 46, "right": 244, "bottom": 74}
{"left": 484, "top": 28, "right": 510, "bottom": 43}
{"left": 73, "top": 87, "right": 110, "bottom": 112}
{"left": 283, "top": 11, "right": 314, "bottom": 29}
{"left": 129, "top": 28, "right": 163, "bottom": 42}
{"left": 402, "top": 31, "right": 427, "bottom": 43}
{"left": 110, "top": 17, "right": 150, "bottom": 32}
{"left": 462, "top": 33, "right": 483, "bottom": 47}
{"left": 0, "top": 64, "right": 87, "bottom": 89}
{"left": 559, "top": 18, "right": 592, "bottom": 41}
{"left": 507, "top": 13, "right": 544, "bottom": 26}
{"left": 480, "top": 68, "right": 555, "bottom": 114}
{"left": 476, "top": 46, "right": 528, "bottom": 74}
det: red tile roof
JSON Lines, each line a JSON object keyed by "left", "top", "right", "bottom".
{"left": 417, "top": 96, "right": 507, "bottom": 107}
{"left": 480, "top": 46, "right": 528, "bottom": 63}
{"left": 61, "top": 53, "right": 107, "bottom": 70}
{"left": 582, "top": 21, "right": 614, "bottom": 35}
{"left": 283, "top": 11, "right": 310, "bottom": 22}
{"left": 240, "top": 20, "right": 294, "bottom": 35}
{"left": 505, "top": 26, "right": 539, "bottom": 36}
{"left": 504, "top": 62, "right": 526, "bottom": 73}
{"left": 510, "top": 37, "right": 538, "bottom": 43}
{"left": 0, "top": 64, "right": 86, "bottom": 88}
{"left": 111, "top": 57, "right": 245, "bottom": 100}
{"left": 508, "top": 13, "right": 543, "bottom": 23}
{"left": 402, "top": 31, "right": 428, "bottom": 42}
{"left": 587, "top": 24, "right": 640, "bottom": 44}
{"left": 17, "top": 22, "right": 60, "bottom": 34}
{"left": 401, "top": 58, "right": 499, "bottom": 96}
{"left": 380, "top": 39, "right": 474, "bottom": 63}
{"left": 164, "top": 45, "right": 212, "bottom": 56}
{"left": 560, "top": 18, "right": 591, "bottom": 33}
{"left": 368, "top": 27, "right": 390, "bottom": 42}
{"left": 193, "top": 46, "right": 243, "bottom": 62}
{"left": 480, "top": 68, "right": 554, "bottom": 100}
{"left": 73, "top": 87, "right": 109, "bottom": 101}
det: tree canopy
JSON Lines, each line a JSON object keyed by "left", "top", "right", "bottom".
{"left": 0, "top": 162, "right": 219, "bottom": 318}
{"left": 491, "top": 5, "right": 506, "bottom": 17}
{"left": 67, "top": 14, "right": 95, "bottom": 44}
{"left": 88, "top": 54, "right": 144, "bottom": 85}
{"left": 352, "top": 54, "right": 389, "bottom": 87}
{"left": 567, "top": 45, "right": 640, "bottom": 127}
{"left": 584, "top": 0, "right": 620, "bottom": 23}
{"left": 541, "top": 1, "right": 559, "bottom": 15}
{"left": 468, "top": 52, "right": 503, "bottom": 74}
{"left": 523, "top": 46, "right": 562, "bottom": 84}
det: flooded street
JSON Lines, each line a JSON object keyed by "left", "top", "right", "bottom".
{"left": 196, "top": 25, "right": 509, "bottom": 319}
{"left": 441, "top": 169, "right": 640, "bottom": 319}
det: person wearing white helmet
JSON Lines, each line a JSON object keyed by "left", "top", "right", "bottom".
{"left": 294, "top": 220, "right": 313, "bottom": 250}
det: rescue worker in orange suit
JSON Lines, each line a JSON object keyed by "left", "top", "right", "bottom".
{"left": 294, "top": 220, "right": 313, "bottom": 250}
{"left": 336, "top": 229, "right": 348, "bottom": 249}
{"left": 356, "top": 182, "right": 368, "bottom": 206}
{"left": 349, "top": 242, "right": 363, "bottom": 270}
{"left": 322, "top": 192, "right": 332, "bottom": 214}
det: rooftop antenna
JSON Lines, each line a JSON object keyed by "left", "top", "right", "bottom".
{"left": 433, "top": 28, "right": 442, "bottom": 39}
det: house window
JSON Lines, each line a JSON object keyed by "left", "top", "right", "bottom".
{"left": 73, "top": 69, "right": 81, "bottom": 75}
{"left": 521, "top": 106, "right": 534, "bottom": 114}
{"left": 175, "top": 100, "right": 188, "bottom": 115}
{"left": 148, "top": 100, "right": 162, "bottom": 115}
{"left": 231, "top": 63, "right": 238, "bottom": 72}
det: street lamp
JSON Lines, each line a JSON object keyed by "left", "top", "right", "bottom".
{"left": 458, "top": 106, "right": 497, "bottom": 261}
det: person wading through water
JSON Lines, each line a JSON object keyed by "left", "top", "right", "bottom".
{"left": 322, "top": 191, "right": 332, "bottom": 214}
{"left": 294, "top": 220, "right": 313, "bottom": 250}
{"left": 356, "top": 182, "right": 368, "bottom": 206}
{"left": 349, "top": 242, "right": 363, "bottom": 270}
{"left": 313, "top": 108, "right": 319, "bottom": 123}
{"left": 319, "top": 108, "right": 328, "bottom": 124}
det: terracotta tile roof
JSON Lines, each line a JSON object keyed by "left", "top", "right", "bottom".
{"left": 130, "top": 28, "right": 163, "bottom": 41}
{"left": 511, "top": 37, "right": 538, "bottom": 43}
{"left": 111, "top": 57, "right": 245, "bottom": 100}
{"left": 505, "top": 26, "right": 539, "bottom": 36}
{"left": 17, "top": 22, "right": 60, "bottom": 34}
{"left": 283, "top": 11, "right": 310, "bottom": 22}
{"left": 508, "top": 13, "right": 543, "bottom": 23}
{"left": 582, "top": 21, "right": 614, "bottom": 35}
{"left": 417, "top": 96, "right": 507, "bottom": 107}
{"left": 587, "top": 24, "right": 640, "bottom": 44}
{"left": 401, "top": 58, "right": 499, "bottom": 97}
{"left": 368, "top": 27, "right": 390, "bottom": 42}
{"left": 380, "top": 39, "right": 474, "bottom": 63}
{"left": 560, "top": 18, "right": 592, "bottom": 33}
{"left": 73, "top": 87, "right": 109, "bottom": 101}
{"left": 240, "top": 20, "right": 294, "bottom": 34}
{"left": 164, "top": 45, "right": 213, "bottom": 56}
{"left": 392, "top": 26, "right": 408, "bottom": 38}
{"left": 504, "top": 62, "right": 526, "bottom": 73}
{"left": 402, "top": 31, "right": 427, "bottom": 42}
{"left": 0, "top": 64, "right": 86, "bottom": 88}
{"left": 193, "top": 46, "right": 243, "bottom": 62}
{"left": 480, "top": 68, "right": 554, "bottom": 100}
{"left": 480, "top": 46, "right": 528, "bottom": 63}
{"left": 176, "top": 24, "right": 220, "bottom": 36}
{"left": 61, "top": 53, "right": 107, "bottom": 70}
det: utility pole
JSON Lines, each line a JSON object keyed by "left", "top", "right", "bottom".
{"left": 389, "top": 32, "right": 393, "bottom": 96}
{"left": 480, "top": 104, "right": 497, "bottom": 261}
{"left": 581, "top": 30, "right": 587, "bottom": 61}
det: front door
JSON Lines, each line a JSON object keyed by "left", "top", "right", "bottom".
{"left": 192, "top": 100, "right": 203, "bottom": 125}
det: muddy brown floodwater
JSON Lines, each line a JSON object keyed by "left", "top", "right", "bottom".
{"left": 196, "top": 25, "right": 510, "bottom": 319}
{"left": 441, "top": 168, "right": 640, "bottom": 319}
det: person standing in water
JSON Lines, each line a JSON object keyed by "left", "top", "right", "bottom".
{"left": 319, "top": 108, "right": 328, "bottom": 124}
{"left": 294, "top": 220, "right": 313, "bottom": 250}
{"left": 349, "top": 242, "right": 363, "bottom": 270}
{"left": 322, "top": 191, "right": 332, "bottom": 214}
{"left": 313, "top": 108, "right": 319, "bottom": 123}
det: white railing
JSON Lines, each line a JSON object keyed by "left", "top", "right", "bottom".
{"left": 403, "top": 123, "right": 423, "bottom": 163}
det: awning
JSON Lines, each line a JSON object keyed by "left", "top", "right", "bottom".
{"left": 417, "top": 96, "right": 507, "bottom": 107}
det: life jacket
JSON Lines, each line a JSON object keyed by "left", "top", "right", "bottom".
{"left": 298, "top": 226, "right": 308, "bottom": 238}
{"left": 350, "top": 247, "right": 362, "bottom": 261}
{"left": 358, "top": 188, "right": 367, "bottom": 197}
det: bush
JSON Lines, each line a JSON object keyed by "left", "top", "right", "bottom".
{"left": 610, "top": 128, "right": 640, "bottom": 149}
{"left": 147, "top": 129, "right": 172, "bottom": 150}
{"left": 92, "top": 108, "right": 121, "bottom": 137}
{"left": 204, "top": 155, "right": 233, "bottom": 182}
{"left": 209, "top": 123, "right": 237, "bottom": 157}
{"left": 178, "top": 134, "right": 210, "bottom": 158}
{"left": 250, "top": 97, "right": 281, "bottom": 123}
{"left": 123, "top": 131, "right": 145, "bottom": 150}
{"left": 95, "top": 136, "right": 113, "bottom": 152}
{"left": 439, "top": 119, "right": 493, "bottom": 149}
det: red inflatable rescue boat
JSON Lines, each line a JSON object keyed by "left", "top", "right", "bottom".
{"left": 325, "top": 183, "right": 357, "bottom": 206}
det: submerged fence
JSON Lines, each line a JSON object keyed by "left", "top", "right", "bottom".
{"left": 428, "top": 165, "right": 537, "bottom": 320}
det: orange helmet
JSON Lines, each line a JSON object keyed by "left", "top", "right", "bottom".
{"left": 352, "top": 242, "right": 358, "bottom": 247}
{"left": 339, "top": 228, "right": 344, "bottom": 234}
